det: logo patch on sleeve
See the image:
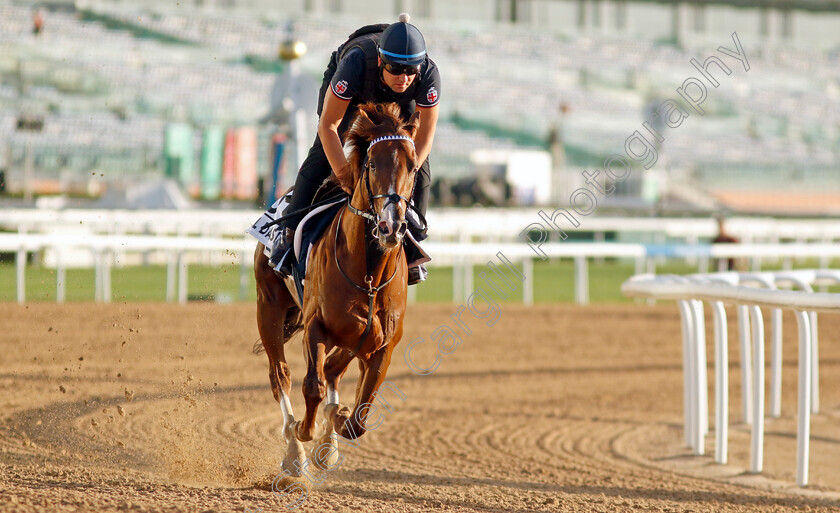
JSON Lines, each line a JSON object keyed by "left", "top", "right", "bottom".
{"left": 334, "top": 80, "right": 348, "bottom": 95}
{"left": 426, "top": 87, "right": 438, "bottom": 104}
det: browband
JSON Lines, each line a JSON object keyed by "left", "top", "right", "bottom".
{"left": 368, "top": 135, "right": 414, "bottom": 149}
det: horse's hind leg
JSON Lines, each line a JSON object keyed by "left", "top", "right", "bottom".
{"left": 254, "top": 243, "right": 306, "bottom": 475}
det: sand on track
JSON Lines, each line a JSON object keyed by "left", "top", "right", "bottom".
{"left": 1, "top": 302, "right": 839, "bottom": 513}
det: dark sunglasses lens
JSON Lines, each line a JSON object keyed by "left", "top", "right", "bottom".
{"left": 386, "top": 63, "right": 420, "bottom": 76}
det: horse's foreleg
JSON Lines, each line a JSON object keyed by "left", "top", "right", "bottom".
{"left": 324, "top": 348, "right": 354, "bottom": 410}
{"left": 339, "top": 345, "right": 394, "bottom": 440}
{"left": 311, "top": 349, "right": 355, "bottom": 470}
{"left": 294, "top": 320, "right": 327, "bottom": 442}
{"left": 255, "top": 244, "right": 306, "bottom": 476}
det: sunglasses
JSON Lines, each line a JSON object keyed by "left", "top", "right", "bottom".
{"left": 383, "top": 62, "right": 421, "bottom": 76}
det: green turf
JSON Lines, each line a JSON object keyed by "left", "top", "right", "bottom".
{"left": 0, "top": 264, "right": 254, "bottom": 303}
{"left": 1, "top": 258, "right": 837, "bottom": 304}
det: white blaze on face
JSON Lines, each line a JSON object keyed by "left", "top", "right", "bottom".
{"left": 377, "top": 148, "right": 403, "bottom": 237}
{"left": 379, "top": 194, "right": 399, "bottom": 237}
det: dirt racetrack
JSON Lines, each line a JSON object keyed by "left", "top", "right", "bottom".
{"left": 2, "top": 301, "right": 840, "bottom": 513}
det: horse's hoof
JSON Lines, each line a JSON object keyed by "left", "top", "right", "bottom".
{"left": 310, "top": 429, "right": 341, "bottom": 471}
{"left": 281, "top": 436, "right": 307, "bottom": 477}
{"left": 323, "top": 402, "right": 339, "bottom": 422}
{"left": 269, "top": 472, "right": 309, "bottom": 492}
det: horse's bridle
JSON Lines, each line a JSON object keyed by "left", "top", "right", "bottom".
{"left": 337, "top": 134, "right": 416, "bottom": 358}
{"left": 347, "top": 134, "right": 415, "bottom": 239}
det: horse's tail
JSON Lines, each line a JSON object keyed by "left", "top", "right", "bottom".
{"left": 252, "top": 303, "right": 304, "bottom": 355}
{"left": 283, "top": 304, "right": 304, "bottom": 341}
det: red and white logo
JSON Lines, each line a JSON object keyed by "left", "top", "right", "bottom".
{"left": 334, "top": 80, "right": 348, "bottom": 95}
{"left": 426, "top": 87, "right": 438, "bottom": 104}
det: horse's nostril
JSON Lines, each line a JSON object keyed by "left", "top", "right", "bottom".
{"left": 378, "top": 220, "right": 390, "bottom": 235}
{"left": 397, "top": 222, "right": 407, "bottom": 236}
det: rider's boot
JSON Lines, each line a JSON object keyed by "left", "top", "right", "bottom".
{"left": 268, "top": 227, "right": 296, "bottom": 278}
{"left": 407, "top": 264, "right": 427, "bottom": 286}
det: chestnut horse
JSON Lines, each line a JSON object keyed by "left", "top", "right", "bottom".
{"left": 253, "top": 102, "right": 419, "bottom": 476}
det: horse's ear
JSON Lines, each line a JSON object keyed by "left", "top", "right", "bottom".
{"left": 352, "top": 107, "right": 375, "bottom": 134}
{"left": 405, "top": 111, "right": 421, "bottom": 139}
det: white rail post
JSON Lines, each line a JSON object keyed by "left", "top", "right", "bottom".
{"left": 737, "top": 305, "right": 753, "bottom": 425}
{"left": 464, "top": 258, "right": 474, "bottom": 301}
{"left": 769, "top": 307, "right": 783, "bottom": 418}
{"left": 691, "top": 299, "right": 708, "bottom": 455}
{"left": 166, "top": 251, "right": 177, "bottom": 303}
{"left": 749, "top": 305, "right": 765, "bottom": 473}
{"left": 56, "top": 248, "right": 65, "bottom": 304}
{"left": 645, "top": 257, "right": 656, "bottom": 305}
{"left": 16, "top": 246, "right": 26, "bottom": 304}
{"left": 698, "top": 256, "right": 709, "bottom": 274}
{"left": 677, "top": 300, "right": 695, "bottom": 448}
{"left": 103, "top": 250, "right": 112, "bottom": 304}
{"left": 94, "top": 250, "right": 102, "bottom": 303}
{"left": 794, "top": 310, "right": 812, "bottom": 487}
{"left": 574, "top": 256, "right": 589, "bottom": 305}
{"left": 634, "top": 257, "right": 645, "bottom": 304}
{"left": 711, "top": 301, "right": 728, "bottom": 464}
{"left": 810, "top": 311, "right": 819, "bottom": 414}
{"left": 634, "top": 256, "right": 644, "bottom": 276}
{"left": 178, "top": 252, "right": 188, "bottom": 305}
{"left": 522, "top": 258, "right": 534, "bottom": 305}
{"left": 776, "top": 275, "right": 820, "bottom": 415}
{"left": 782, "top": 257, "right": 793, "bottom": 271}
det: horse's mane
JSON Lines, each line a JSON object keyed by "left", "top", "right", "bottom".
{"left": 342, "top": 103, "right": 419, "bottom": 185}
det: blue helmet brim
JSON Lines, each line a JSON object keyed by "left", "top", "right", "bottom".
{"left": 379, "top": 48, "right": 426, "bottom": 66}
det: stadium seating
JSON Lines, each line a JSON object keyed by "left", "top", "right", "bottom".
{"left": 1, "top": 3, "right": 838, "bottom": 208}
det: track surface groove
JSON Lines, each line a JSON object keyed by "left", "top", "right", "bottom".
{"left": 1, "top": 303, "right": 839, "bottom": 512}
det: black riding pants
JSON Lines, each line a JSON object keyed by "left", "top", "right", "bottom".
{"left": 285, "top": 134, "right": 431, "bottom": 239}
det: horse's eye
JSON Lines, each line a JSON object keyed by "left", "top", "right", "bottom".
{"left": 369, "top": 162, "right": 376, "bottom": 171}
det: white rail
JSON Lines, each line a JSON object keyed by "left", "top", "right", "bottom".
{"left": 5, "top": 209, "right": 840, "bottom": 243}
{"left": 621, "top": 270, "right": 840, "bottom": 487}
{"left": 3, "top": 232, "right": 840, "bottom": 307}
{"left": 0, "top": 232, "right": 636, "bottom": 304}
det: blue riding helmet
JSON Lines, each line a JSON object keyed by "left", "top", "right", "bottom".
{"left": 378, "top": 18, "right": 426, "bottom": 67}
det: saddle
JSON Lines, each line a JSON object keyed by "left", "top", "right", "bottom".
{"left": 247, "top": 178, "right": 430, "bottom": 301}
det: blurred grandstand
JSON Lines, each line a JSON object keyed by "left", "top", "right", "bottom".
{"left": 1, "top": 0, "right": 838, "bottom": 214}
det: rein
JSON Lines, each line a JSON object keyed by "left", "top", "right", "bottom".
{"left": 336, "top": 133, "right": 412, "bottom": 358}
{"left": 334, "top": 207, "right": 403, "bottom": 358}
